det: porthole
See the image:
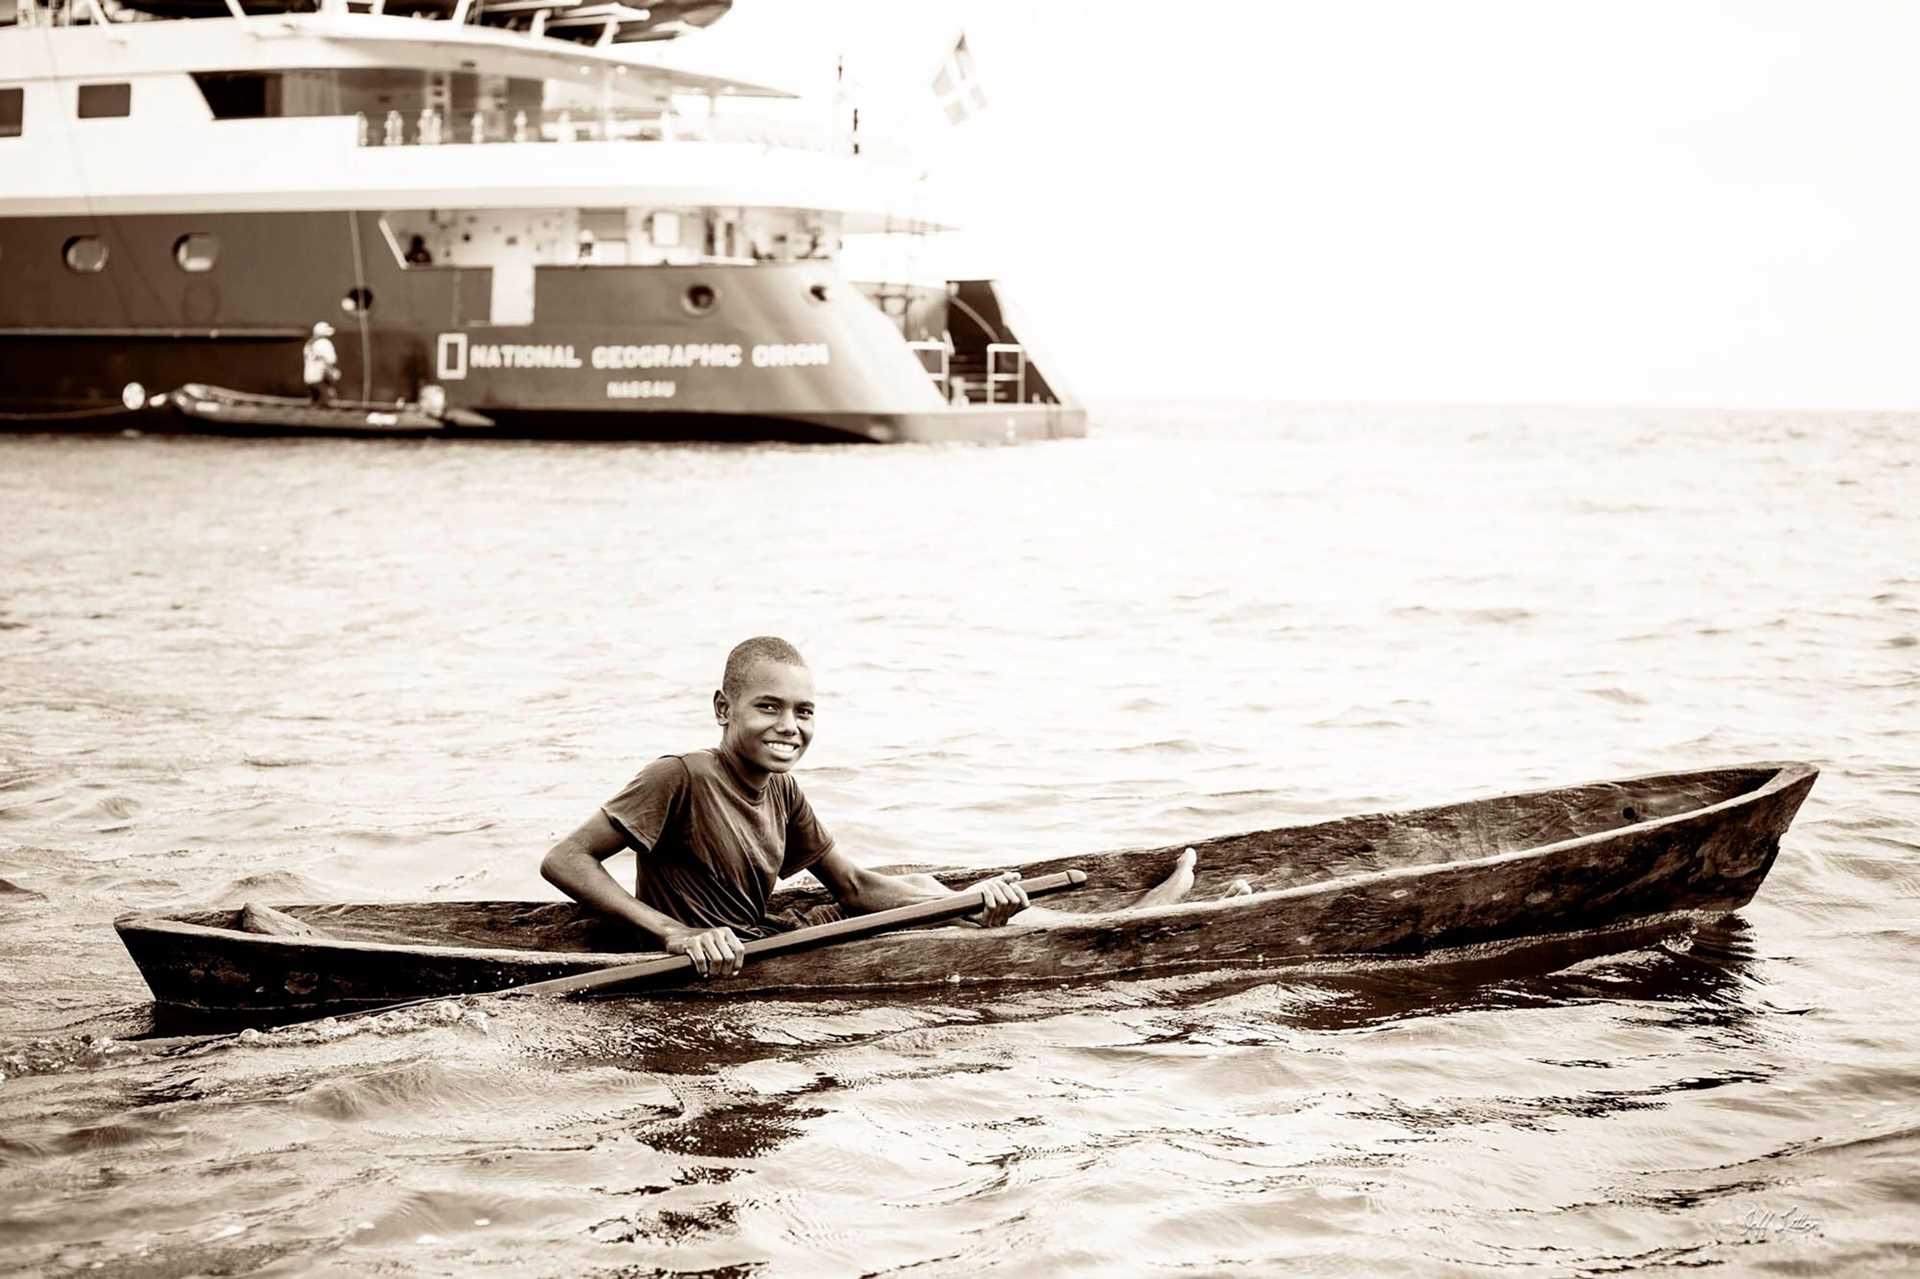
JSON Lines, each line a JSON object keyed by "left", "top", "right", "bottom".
{"left": 683, "top": 283, "right": 716, "bottom": 315}
{"left": 63, "top": 235, "right": 108, "bottom": 273}
{"left": 173, "top": 233, "right": 217, "bottom": 272}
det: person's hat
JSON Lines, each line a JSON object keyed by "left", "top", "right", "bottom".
{"left": 312, "top": 321, "right": 335, "bottom": 336}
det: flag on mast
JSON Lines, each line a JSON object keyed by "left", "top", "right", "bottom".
{"left": 932, "top": 33, "right": 988, "bottom": 125}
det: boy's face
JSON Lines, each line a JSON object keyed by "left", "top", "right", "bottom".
{"left": 716, "top": 660, "right": 816, "bottom": 780}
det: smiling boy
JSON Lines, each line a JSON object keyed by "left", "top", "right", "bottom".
{"left": 540, "top": 637, "right": 1033, "bottom": 977}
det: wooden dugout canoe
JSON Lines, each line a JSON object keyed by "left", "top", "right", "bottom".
{"left": 114, "top": 762, "right": 1817, "bottom": 1015}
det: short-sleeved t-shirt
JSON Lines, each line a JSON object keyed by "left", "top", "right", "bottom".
{"left": 600, "top": 748, "right": 836, "bottom": 939}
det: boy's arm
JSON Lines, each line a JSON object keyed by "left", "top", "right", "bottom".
{"left": 540, "top": 812, "right": 746, "bottom": 977}
{"left": 809, "top": 848, "right": 1029, "bottom": 927}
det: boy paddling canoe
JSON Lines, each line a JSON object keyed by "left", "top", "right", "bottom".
{"left": 541, "top": 637, "right": 1205, "bottom": 977}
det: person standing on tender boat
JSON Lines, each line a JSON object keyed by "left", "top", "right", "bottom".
{"left": 541, "top": 637, "right": 1203, "bottom": 977}
{"left": 302, "top": 322, "right": 340, "bottom": 405}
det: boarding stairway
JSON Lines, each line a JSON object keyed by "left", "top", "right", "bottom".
{"left": 904, "top": 280, "right": 1068, "bottom": 408}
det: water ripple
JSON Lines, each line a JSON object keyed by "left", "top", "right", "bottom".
{"left": 0, "top": 404, "right": 1915, "bottom": 1275}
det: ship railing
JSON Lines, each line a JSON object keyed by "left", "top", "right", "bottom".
{"left": 11, "top": 0, "right": 113, "bottom": 26}
{"left": 908, "top": 341, "right": 950, "bottom": 399}
{"left": 354, "top": 106, "right": 845, "bottom": 152}
{"left": 985, "top": 343, "right": 1026, "bottom": 405}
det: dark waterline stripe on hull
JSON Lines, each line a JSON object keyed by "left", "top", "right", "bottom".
{"left": 0, "top": 405, "right": 1089, "bottom": 444}
{"left": 0, "top": 328, "right": 309, "bottom": 339}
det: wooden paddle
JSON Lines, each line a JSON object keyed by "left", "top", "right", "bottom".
{"left": 497, "top": 868, "right": 1089, "bottom": 998}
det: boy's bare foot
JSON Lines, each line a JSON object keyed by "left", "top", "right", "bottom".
{"left": 1220, "top": 878, "right": 1253, "bottom": 899}
{"left": 1133, "top": 847, "right": 1198, "bottom": 908}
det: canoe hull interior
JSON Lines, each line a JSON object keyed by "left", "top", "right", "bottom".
{"left": 113, "top": 762, "right": 1818, "bottom": 1014}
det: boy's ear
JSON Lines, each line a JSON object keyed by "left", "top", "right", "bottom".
{"left": 713, "top": 688, "right": 728, "bottom": 724}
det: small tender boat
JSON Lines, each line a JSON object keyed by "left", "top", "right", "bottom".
{"left": 114, "top": 762, "right": 1817, "bottom": 1015}
{"left": 154, "top": 384, "right": 495, "bottom": 434}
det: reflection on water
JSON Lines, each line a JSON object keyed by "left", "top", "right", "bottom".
{"left": 2, "top": 402, "right": 1916, "bottom": 1274}
{"left": 2, "top": 917, "right": 1792, "bottom": 1269}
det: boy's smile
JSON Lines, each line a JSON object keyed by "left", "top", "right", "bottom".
{"left": 716, "top": 660, "right": 816, "bottom": 784}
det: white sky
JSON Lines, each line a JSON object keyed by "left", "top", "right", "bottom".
{"left": 712, "top": 2, "right": 1920, "bottom": 410}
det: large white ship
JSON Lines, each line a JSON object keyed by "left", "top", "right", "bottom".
{"left": 0, "top": 0, "right": 1085, "bottom": 442}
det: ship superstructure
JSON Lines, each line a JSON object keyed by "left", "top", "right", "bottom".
{"left": 0, "top": 0, "right": 1084, "bottom": 441}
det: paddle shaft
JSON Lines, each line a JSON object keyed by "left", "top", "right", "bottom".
{"left": 135, "top": 870, "right": 1090, "bottom": 1051}
{"left": 503, "top": 868, "right": 1089, "bottom": 998}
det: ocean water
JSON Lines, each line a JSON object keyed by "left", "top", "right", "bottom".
{"left": 0, "top": 402, "right": 1915, "bottom": 1276}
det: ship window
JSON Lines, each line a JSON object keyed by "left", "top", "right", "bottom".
{"left": 78, "top": 83, "right": 131, "bottom": 119}
{"left": 174, "top": 234, "right": 218, "bottom": 272}
{"left": 683, "top": 283, "right": 717, "bottom": 315}
{"left": 64, "top": 236, "right": 109, "bottom": 273}
{"left": 192, "top": 71, "right": 274, "bottom": 120}
{"left": 0, "top": 88, "right": 21, "bottom": 138}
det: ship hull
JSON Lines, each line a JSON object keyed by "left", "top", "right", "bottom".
{"left": 0, "top": 210, "right": 1084, "bottom": 444}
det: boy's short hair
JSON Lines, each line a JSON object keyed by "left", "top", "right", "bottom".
{"left": 722, "top": 636, "right": 806, "bottom": 700}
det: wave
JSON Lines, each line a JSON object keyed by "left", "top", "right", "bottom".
{"left": 1583, "top": 687, "right": 1651, "bottom": 705}
{"left": 1111, "top": 738, "right": 1220, "bottom": 755}
{"left": 1308, "top": 708, "right": 1411, "bottom": 729}
{"left": 0, "top": 1032, "right": 147, "bottom": 1081}
{"left": 204, "top": 871, "right": 332, "bottom": 903}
